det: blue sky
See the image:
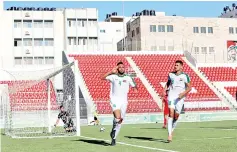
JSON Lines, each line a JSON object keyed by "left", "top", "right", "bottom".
{"left": 4, "top": 1, "right": 234, "bottom": 21}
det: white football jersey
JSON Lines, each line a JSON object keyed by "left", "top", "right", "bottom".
{"left": 106, "top": 74, "right": 136, "bottom": 102}
{"left": 167, "top": 72, "right": 191, "bottom": 98}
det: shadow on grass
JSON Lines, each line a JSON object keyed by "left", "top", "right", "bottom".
{"left": 72, "top": 139, "right": 110, "bottom": 146}
{"left": 124, "top": 136, "right": 169, "bottom": 143}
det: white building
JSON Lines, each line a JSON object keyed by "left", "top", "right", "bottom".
{"left": 98, "top": 13, "right": 130, "bottom": 52}
{"left": 0, "top": 4, "right": 99, "bottom": 90}
{"left": 119, "top": 10, "right": 237, "bottom": 63}
{"left": 0, "top": 5, "right": 99, "bottom": 70}
{"left": 65, "top": 8, "right": 99, "bottom": 53}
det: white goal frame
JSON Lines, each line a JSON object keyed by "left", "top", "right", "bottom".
{"left": 2, "top": 60, "right": 81, "bottom": 138}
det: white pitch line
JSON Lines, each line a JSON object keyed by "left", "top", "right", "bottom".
{"left": 80, "top": 135, "right": 179, "bottom": 152}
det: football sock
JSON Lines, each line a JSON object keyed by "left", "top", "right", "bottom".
{"left": 114, "top": 123, "right": 121, "bottom": 139}
{"left": 112, "top": 118, "right": 122, "bottom": 139}
{"left": 168, "top": 117, "right": 173, "bottom": 136}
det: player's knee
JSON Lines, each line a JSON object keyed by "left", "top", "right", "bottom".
{"left": 118, "top": 118, "right": 123, "bottom": 124}
{"left": 114, "top": 117, "right": 123, "bottom": 124}
{"left": 174, "top": 114, "right": 179, "bottom": 120}
{"left": 169, "top": 111, "right": 174, "bottom": 117}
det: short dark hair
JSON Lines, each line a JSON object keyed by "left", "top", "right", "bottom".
{"left": 175, "top": 60, "right": 183, "bottom": 66}
{"left": 117, "top": 61, "right": 123, "bottom": 66}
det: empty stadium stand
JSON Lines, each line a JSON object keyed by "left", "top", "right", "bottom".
{"left": 225, "top": 87, "right": 237, "bottom": 99}
{"left": 71, "top": 55, "right": 161, "bottom": 114}
{"left": 132, "top": 54, "right": 221, "bottom": 102}
{"left": 70, "top": 54, "right": 229, "bottom": 114}
{"left": 0, "top": 80, "right": 57, "bottom": 111}
{"left": 199, "top": 67, "right": 237, "bottom": 81}
{"left": 199, "top": 67, "right": 237, "bottom": 100}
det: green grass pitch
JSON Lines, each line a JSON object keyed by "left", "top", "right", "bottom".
{"left": 2, "top": 120, "right": 237, "bottom": 152}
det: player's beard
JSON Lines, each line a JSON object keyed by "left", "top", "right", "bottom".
{"left": 118, "top": 71, "right": 124, "bottom": 75}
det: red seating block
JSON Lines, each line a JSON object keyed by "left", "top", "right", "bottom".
{"left": 199, "top": 67, "right": 237, "bottom": 81}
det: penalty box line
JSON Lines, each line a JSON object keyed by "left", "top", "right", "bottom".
{"left": 80, "top": 135, "right": 179, "bottom": 152}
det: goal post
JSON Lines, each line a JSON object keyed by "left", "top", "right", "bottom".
{"left": 1, "top": 61, "right": 81, "bottom": 138}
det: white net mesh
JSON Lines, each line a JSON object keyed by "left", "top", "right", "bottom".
{"left": 1, "top": 62, "right": 79, "bottom": 138}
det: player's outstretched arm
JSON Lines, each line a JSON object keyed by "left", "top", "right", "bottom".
{"left": 101, "top": 66, "right": 118, "bottom": 80}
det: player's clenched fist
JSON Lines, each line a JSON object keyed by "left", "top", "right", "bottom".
{"left": 111, "top": 66, "right": 118, "bottom": 74}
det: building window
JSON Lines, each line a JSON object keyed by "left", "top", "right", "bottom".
{"left": 45, "top": 57, "right": 54, "bottom": 65}
{"left": 136, "top": 27, "right": 140, "bottom": 35}
{"left": 132, "top": 30, "right": 135, "bottom": 37}
{"left": 44, "top": 20, "right": 53, "bottom": 28}
{"left": 158, "top": 25, "right": 165, "bottom": 32}
{"left": 88, "top": 19, "right": 97, "bottom": 26}
{"left": 208, "top": 27, "right": 213, "bottom": 33}
{"left": 14, "top": 20, "right": 21, "bottom": 28}
{"left": 23, "top": 20, "right": 32, "bottom": 28}
{"left": 150, "top": 25, "right": 156, "bottom": 32}
{"left": 229, "top": 27, "right": 234, "bottom": 34}
{"left": 23, "top": 38, "right": 32, "bottom": 46}
{"left": 68, "top": 19, "right": 76, "bottom": 27}
{"left": 209, "top": 47, "right": 215, "bottom": 54}
{"left": 34, "top": 57, "right": 44, "bottom": 65}
{"left": 14, "top": 39, "right": 22, "bottom": 47}
{"left": 78, "top": 37, "right": 87, "bottom": 45}
{"left": 201, "top": 47, "right": 207, "bottom": 54}
{"left": 167, "top": 25, "right": 173, "bottom": 32}
{"left": 34, "top": 38, "right": 43, "bottom": 46}
{"left": 68, "top": 37, "right": 72, "bottom": 45}
{"left": 89, "top": 37, "right": 98, "bottom": 46}
{"left": 68, "top": 37, "right": 77, "bottom": 46}
{"left": 79, "top": 19, "right": 87, "bottom": 27}
{"left": 23, "top": 57, "right": 33, "bottom": 65}
{"left": 100, "top": 29, "right": 105, "bottom": 33}
{"left": 194, "top": 47, "right": 199, "bottom": 54}
{"left": 34, "top": 20, "right": 43, "bottom": 28}
{"left": 78, "top": 37, "right": 82, "bottom": 45}
{"left": 45, "top": 38, "right": 54, "bottom": 46}
{"left": 201, "top": 27, "right": 206, "bottom": 33}
{"left": 14, "top": 57, "right": 22, "bottom": 65}
{"left": 193, "top": 27, "right": 199, "bottom": 33}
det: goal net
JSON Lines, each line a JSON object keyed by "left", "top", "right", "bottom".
{"left": 1, "top": 61, "right": 80, "bottom": 138}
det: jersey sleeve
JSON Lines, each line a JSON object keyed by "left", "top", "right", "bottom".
{"left": 129, "top": 76, "right": 136, "bottom": 87}
{"left": 184, "top": 73, "right": 191, "bottom": 83}
{"left": 105, "top": 74, "right": 115, "bottom": 82}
